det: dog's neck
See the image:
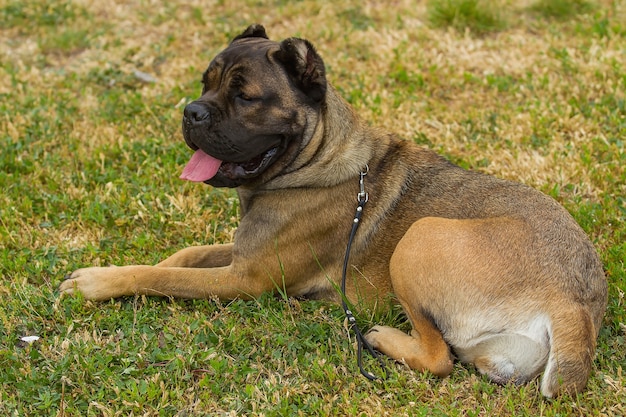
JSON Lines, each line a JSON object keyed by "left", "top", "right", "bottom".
{"left": 258, "top": 85, "right": 374, "bottom": 191}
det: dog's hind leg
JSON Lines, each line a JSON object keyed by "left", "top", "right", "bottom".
{"left": 460, "top": 305, "right": 597, "bottom": 397}
{"left": 365, "top": 307, "right": 454, "bottom": 377}
{"left": 456, "top": 332, "right": 549, "bottom": 386}
{"left": 540, "top": 304, "right": 597, "bottom": 397}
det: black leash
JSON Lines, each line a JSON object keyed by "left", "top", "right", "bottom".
{"left": 340, "top": 165, "right": 389, "bottom": 381}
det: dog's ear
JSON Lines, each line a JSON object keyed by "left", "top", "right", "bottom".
{"left": 232, "top": 24, "right": 268, "bottom": 42}
{"left": 274, "top": 38, "right": 327, "bottom": 102}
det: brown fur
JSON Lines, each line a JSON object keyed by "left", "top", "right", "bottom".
{"left": 60, "top": 25, "right": 607, "bottom": 397}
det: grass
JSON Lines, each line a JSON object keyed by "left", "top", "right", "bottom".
{"left": 529, "top": 0, "right": 596, "bottom": 20}
{"left": 427, "top": 0, "right": 506, "bottom": 35}
{"left": 1, "top": 0, "right": 625, "bottom": 415}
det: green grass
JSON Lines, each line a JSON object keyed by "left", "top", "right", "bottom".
{"left": 427, "top": 0, "right": 506, "bottom": 35}
{"left": 1, "top": 0, "right": 625, "bottom": 415}
{"left": 529, "top": 0, "right": 596, "bottom": 20}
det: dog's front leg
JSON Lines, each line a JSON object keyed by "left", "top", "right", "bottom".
{"left": 59, "top": 262, "right": 271, "bottom": 301}
{"left": 156, "top": 243, "right": 233, "bottom": 268}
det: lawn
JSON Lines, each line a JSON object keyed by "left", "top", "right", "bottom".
{"left": 1, "top": 0, "right": 625, "bottom": 415}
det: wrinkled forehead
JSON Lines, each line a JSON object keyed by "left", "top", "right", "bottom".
{"left": 209, "top": 38, "right": 279, "bottom": 74}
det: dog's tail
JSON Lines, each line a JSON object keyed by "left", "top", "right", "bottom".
{"left": 541, "top": 304, "right": 598, "bottom": 397}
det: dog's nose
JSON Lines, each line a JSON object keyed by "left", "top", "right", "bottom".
{"left": 183, "top": 102, "right": 211, "bottom": 124}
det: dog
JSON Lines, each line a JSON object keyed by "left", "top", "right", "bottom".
{"left": 60, "top": 24, "right": 607, "bottom": 397}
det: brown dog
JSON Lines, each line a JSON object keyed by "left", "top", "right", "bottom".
{"left": 60, "top": 25, "right": 607, "bottom": 397}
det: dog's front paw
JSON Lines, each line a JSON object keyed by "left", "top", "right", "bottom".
{"left": 59, "top": 266, "right": 122, "bottom": 301}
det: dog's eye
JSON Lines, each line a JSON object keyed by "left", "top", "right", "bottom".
{"left": 236, "top": 92, "right": 256, "bottom": 103}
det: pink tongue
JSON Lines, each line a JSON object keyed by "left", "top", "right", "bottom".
{"left": 180, "top": 149, "right": 223, "bottom": 182}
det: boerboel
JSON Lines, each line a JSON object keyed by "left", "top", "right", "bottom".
{"left": 60, "top": 24, "right": 607, "bottom": 397}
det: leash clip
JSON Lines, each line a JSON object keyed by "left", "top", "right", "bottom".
{"left": 357, "top": 165, "right": 369, "bottom": 203}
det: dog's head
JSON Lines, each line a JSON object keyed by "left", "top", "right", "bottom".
{"left": 180, "top": 24, "right": 327, "bottom": 188}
